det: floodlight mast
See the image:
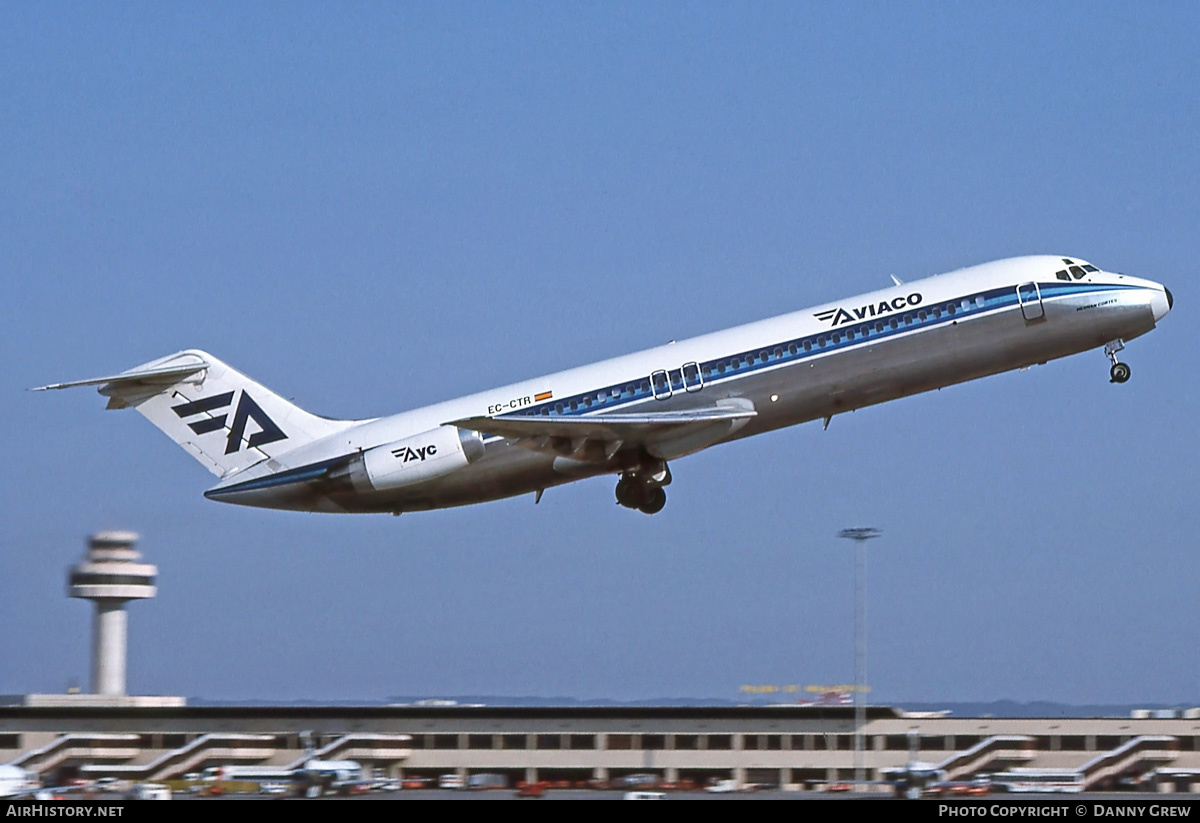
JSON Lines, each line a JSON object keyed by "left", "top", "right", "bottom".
{"left": 838, "top": 527, "right": 881, "bottom": 789}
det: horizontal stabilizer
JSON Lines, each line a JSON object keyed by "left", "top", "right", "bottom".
{"left": 31, "top": 353, "right": 209, "bottom": 392}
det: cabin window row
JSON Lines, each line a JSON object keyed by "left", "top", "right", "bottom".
{"left": 520, "top": 294, "right": 995, "bottom": 418}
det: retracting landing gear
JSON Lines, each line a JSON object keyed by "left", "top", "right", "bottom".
{"left": 615, "top": 460, "right": 671, "bottom": 515}
{"left": 1105, "top": 339, "right": 1131, "bottom": 384}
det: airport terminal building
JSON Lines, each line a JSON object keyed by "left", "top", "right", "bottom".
{"left": 3, "top": 702, "right": 1200, "bottom": 792}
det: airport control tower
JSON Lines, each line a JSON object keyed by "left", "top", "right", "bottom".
{"left": 67, "top": 532, "right": 157, "bottom": 697}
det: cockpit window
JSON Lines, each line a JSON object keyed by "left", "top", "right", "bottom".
{"left": 1069, "top": 266, "right": 1085, "bottom": 280}
{"left": 1082, "top": 264, "right": 1099, "bottom": 273}
{"left": 1056, "top": 270, "right": 1070, "bottom": 281}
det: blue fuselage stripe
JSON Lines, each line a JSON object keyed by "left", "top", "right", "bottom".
{"left": 205, "top": 457, "right": 344, "bottom": 497}
{"left": 499, "top": 281, "right": 1138, "bottom": 424}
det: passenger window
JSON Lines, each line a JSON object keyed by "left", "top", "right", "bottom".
{"left": 774, "top": 347, "right": 783, "bottom": 359}
{"left": 817, "top": 336, "right": 826, "bottom": 347}
{"left": 975, "top": 296, "right": 985, "bottom": 308}
{"left": 803, "top": 341, "right": 812, "bottom": 352}
{"left": 947, "top": 304, "right": 956, "bottom": 315}
{"left": 832, "top": 332, "right": 842, "bottom": 343}
{"left": 875, "top": 322, "right": 884, "bottom": 332}
{"left": 931, "top": 307, "right": 941, "bottom": 319}
{"left": 889, "top": 318, "right": 898, "bottom": 329}
{"left": 918, "top": 310, "right": 927, "bottom": 321}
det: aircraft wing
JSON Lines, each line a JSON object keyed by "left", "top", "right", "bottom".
{"left": 450, "top": 406, "right": 756, "bottom": 441}
{"left": 450, "top": 404, "right": 756, "bottom": 463}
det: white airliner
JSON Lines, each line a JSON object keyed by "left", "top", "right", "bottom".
{"left": 37, "top": 256, "right": 1171, "bottom": 515}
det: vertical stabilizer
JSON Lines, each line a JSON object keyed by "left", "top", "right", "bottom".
{"left": 35, "top": 350, "right": 356, "bottom": 478}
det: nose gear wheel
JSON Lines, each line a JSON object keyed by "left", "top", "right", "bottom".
{"left": 1104, "top": 339, "right": 1131, "bottom": 384}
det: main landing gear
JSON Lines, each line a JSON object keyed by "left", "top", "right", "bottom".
{"left": 615, "top": 460, "right": 671, "bottom": 515}
{"left": 1105, "top": 339, "right": 1131, "bottom": 384}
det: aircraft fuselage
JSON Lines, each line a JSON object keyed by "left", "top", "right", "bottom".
{"left": 39, "top": 255, "right": 1172, "bottom": 516}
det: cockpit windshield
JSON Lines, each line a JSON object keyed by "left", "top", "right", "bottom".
{"left": 1054, "top": 258, "right": 1100, "bottom": 281}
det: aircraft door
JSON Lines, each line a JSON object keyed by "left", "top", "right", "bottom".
{"left": 650, "top": 370, "right": 672, "bottom": 400}
{"left": 681, "top": 361, "right": 704, "bottom": 392}
{"left": 1016, "top": 282, "right": 1045, "bottom": 321}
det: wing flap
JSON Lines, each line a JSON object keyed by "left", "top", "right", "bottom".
{"left": 450, "top": 406, "right": 756, "bottom": 441}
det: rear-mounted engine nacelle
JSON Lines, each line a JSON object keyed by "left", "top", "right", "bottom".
{"left": 330, "top": 426, "right": 485, "bottom": 493}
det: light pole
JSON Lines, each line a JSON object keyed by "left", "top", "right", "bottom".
{"left": 838, "top": 526, "right": 881, "bottom": 788}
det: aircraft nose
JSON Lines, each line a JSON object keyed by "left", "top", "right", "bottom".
{"left": 1151, "top": 284, "right": 1172, "bottom": 322}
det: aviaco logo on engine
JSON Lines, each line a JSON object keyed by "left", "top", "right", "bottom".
{"left": 171, "top": 391, "right": 287, "bottom": 455}
{"left": 814, "top": 293, "right": 923, "bottom": 327}
{"left": 392, "top": 444, "right": 438, "bottom": 463}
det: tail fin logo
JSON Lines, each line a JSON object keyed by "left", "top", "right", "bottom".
{"left": 172, "top": 391, "right": 287, "bottom": 454}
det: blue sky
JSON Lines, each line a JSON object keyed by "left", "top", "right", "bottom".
{"left": 2, "top": 3, "right": 1197, "bottom": 704}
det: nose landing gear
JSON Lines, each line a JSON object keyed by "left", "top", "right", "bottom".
{"left": 1104, "top": 339, "right": 1131, "bottom": 384}
{"left": 615, "top": 460, "right": 671, "bottom": 515}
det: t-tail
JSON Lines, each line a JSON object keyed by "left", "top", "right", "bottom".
{"left": 33, "top": 350, "right": 357, "bottom": 478}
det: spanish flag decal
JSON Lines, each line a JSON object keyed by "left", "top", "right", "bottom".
{"left": 534, "top": 391, "right": 553, "bottom": 402}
